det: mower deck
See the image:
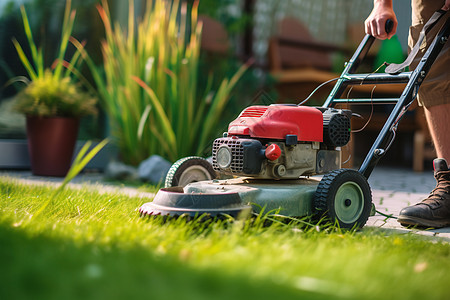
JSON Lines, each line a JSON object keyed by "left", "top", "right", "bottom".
{"left": 139, "top": 177, "right": 320, "bottom": 218}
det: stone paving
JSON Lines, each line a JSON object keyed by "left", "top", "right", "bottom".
{"left": 2, "top": 166, "right": 450, "bottom": 241}
{"left": 366, "top": 166, "right": 450, "bottom": 241}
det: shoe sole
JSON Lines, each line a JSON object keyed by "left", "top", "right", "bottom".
{"left": 397, "top": 216, "right": 450, "bottom": 229}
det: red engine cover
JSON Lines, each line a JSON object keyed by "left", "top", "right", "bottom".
{"left": 227, "top": 105, "right": 323, "bottom": 142}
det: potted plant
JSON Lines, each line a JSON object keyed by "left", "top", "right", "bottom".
{"left": 12, "top": 0, "right": 97, "bottom": 176}
{"left": 15, "top": 71, "right": 97, "bottom": 176}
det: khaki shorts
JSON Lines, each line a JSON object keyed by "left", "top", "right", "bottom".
{"left": 409, "top": 0, "right": 449, "bottom": 107}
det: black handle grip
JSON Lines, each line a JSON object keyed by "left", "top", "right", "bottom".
{"left": 385, "top": 19, "right": 394, "bottom": 34}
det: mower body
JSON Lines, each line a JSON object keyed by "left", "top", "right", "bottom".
{"left": 139, "top": 17, "right": 450, "bottom": 228}
{"left": 212, "top": 105, "right": 351, "bottom": 179}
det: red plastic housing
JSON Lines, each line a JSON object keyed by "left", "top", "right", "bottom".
{"left": 227, "top": 105, "right": 323, "bottom": 142}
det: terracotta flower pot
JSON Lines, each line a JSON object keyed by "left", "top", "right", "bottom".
{"left": 26, "top": 116, "right": 80, "bottom": 177}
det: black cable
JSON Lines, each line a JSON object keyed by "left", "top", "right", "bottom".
{"left": 383, "top": 127, "right": 397, "bottom": 153}
{"left": 297, "top": 77, "right": 340, "bottom": 106}
{"left": 382, "top": 83, "right": 420, "bottom": 154}
{"left": 352, "top": 85, "right": 376, "bottom": 133}
{"left": 375, "top": 209, "right": 398, "bottom": 219}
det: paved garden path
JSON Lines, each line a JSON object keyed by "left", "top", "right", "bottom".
{"left": 2, "top": 167, "right": 450, "bottom": 241}
{"left": 367, "top": 167, "right": 450, "bottom": 241}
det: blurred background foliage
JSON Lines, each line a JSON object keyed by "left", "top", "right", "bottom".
{"left": 0, "top": 0, "right": 266, "bottom": 164}
{"left": 0, "top": 0, "right": 103, "bottom": 139}
{"left": 195, "top": 0, "right": 275, "bottom": 137}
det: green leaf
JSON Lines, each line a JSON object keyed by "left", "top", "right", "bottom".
{"left": 137, "top": 104, "right": 152, "bottom": 141}
{"left": 61, "top": 139, "right": 109, "bottom": 188}
{"left": 12, "top": 38, "right": 37, "bottom": 81}
{"left": 19, "top": 5, "right": 41, "bottom": 76}
{"left": 132, "top": 76, "right": 176, "bottom": 152}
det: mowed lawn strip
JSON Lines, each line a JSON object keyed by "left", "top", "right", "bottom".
{"left": 1, "top": 176, "right": 449, "bottom": 300}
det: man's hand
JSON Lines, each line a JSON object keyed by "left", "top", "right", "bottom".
{"left": 364, "top": 0, "right": 398, "bottom": 40}
{"left": 443, "top": 0, "right": 450, "bottom": 11}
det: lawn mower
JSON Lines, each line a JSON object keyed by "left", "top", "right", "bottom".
{"left": 140, "top": 15, "right": 450, "bottom": 229}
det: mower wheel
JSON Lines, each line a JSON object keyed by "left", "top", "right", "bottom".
{"left": 164, "top": 156, "right": 217, "bottom": 188}
{"left": 313, "top": 169, "right": 372, "bottom": 229}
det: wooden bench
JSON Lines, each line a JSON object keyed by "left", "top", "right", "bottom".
{"left": 199, "top": 15, "right": 230, "bottom": 54}
{"left": 268, "top": 17, "right": 344, "bottom": 102}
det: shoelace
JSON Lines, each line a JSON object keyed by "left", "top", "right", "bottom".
{"left": 424, "top": 173, "right": 450, "bottom": 204}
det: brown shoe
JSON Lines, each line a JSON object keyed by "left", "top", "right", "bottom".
{"left": 397, "top": 158, "right": 450, "bottom": 228}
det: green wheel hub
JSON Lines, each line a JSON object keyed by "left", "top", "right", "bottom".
{"left": 334, "top": 181, "right": 364, "bottom": 223}
{"left": 313, "top": 168, "right": 372, "bottom": 229}
{"left": 165, "top": 156, "right": 216, "bottom": 188}
{"left": 177, "top": 165, "right": 214, "bottom": 186}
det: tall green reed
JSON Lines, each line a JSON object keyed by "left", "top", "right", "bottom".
{"left": 12, "top": 0, "right": 83, "bottom": 86}
{"left": 11, "top": 0, "right": 98, "bottom": 118}
{"left": 75, "top": 0, "right": 247, "bottom": 165}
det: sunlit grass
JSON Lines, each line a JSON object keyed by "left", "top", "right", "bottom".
{"left": 1, "top": 177, "right": 449, "bottom": 300}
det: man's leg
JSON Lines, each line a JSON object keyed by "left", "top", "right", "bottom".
{"left": 424, "top": 103, "right": 450, "bottom": 162}
{"left": 396, "top": 0, "right": 450, "bottom": 228}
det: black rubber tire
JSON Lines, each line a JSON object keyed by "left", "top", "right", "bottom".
{"left": 164, "top": 156, "right": 217, "bottom": 188}
{"left": 313, "top": 169, "right": 372, "bottom": 229}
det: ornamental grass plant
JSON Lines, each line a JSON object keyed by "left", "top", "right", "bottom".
{"left": 12, "top": 0, "right": 97, "bottom": 118}
{"left": 14, "top": 70, "right": 97, "bottom": 117}
{"left": 75, "top": 0, "right": 247, "bottom": 165}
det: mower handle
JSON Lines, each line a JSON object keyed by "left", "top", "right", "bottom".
{"left": 322, "top": 17, "right": 450, "bottom": 179}
{"left": 385, "top": 19, "right": 394, "bottom": 34}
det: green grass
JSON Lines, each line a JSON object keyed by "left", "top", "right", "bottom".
{"left": 1, "top": 176, "right": 450, "bottom": 300}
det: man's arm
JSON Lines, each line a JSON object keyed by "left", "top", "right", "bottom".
{"left": 365, "top": 0, "right": 449, "bottom": 40}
